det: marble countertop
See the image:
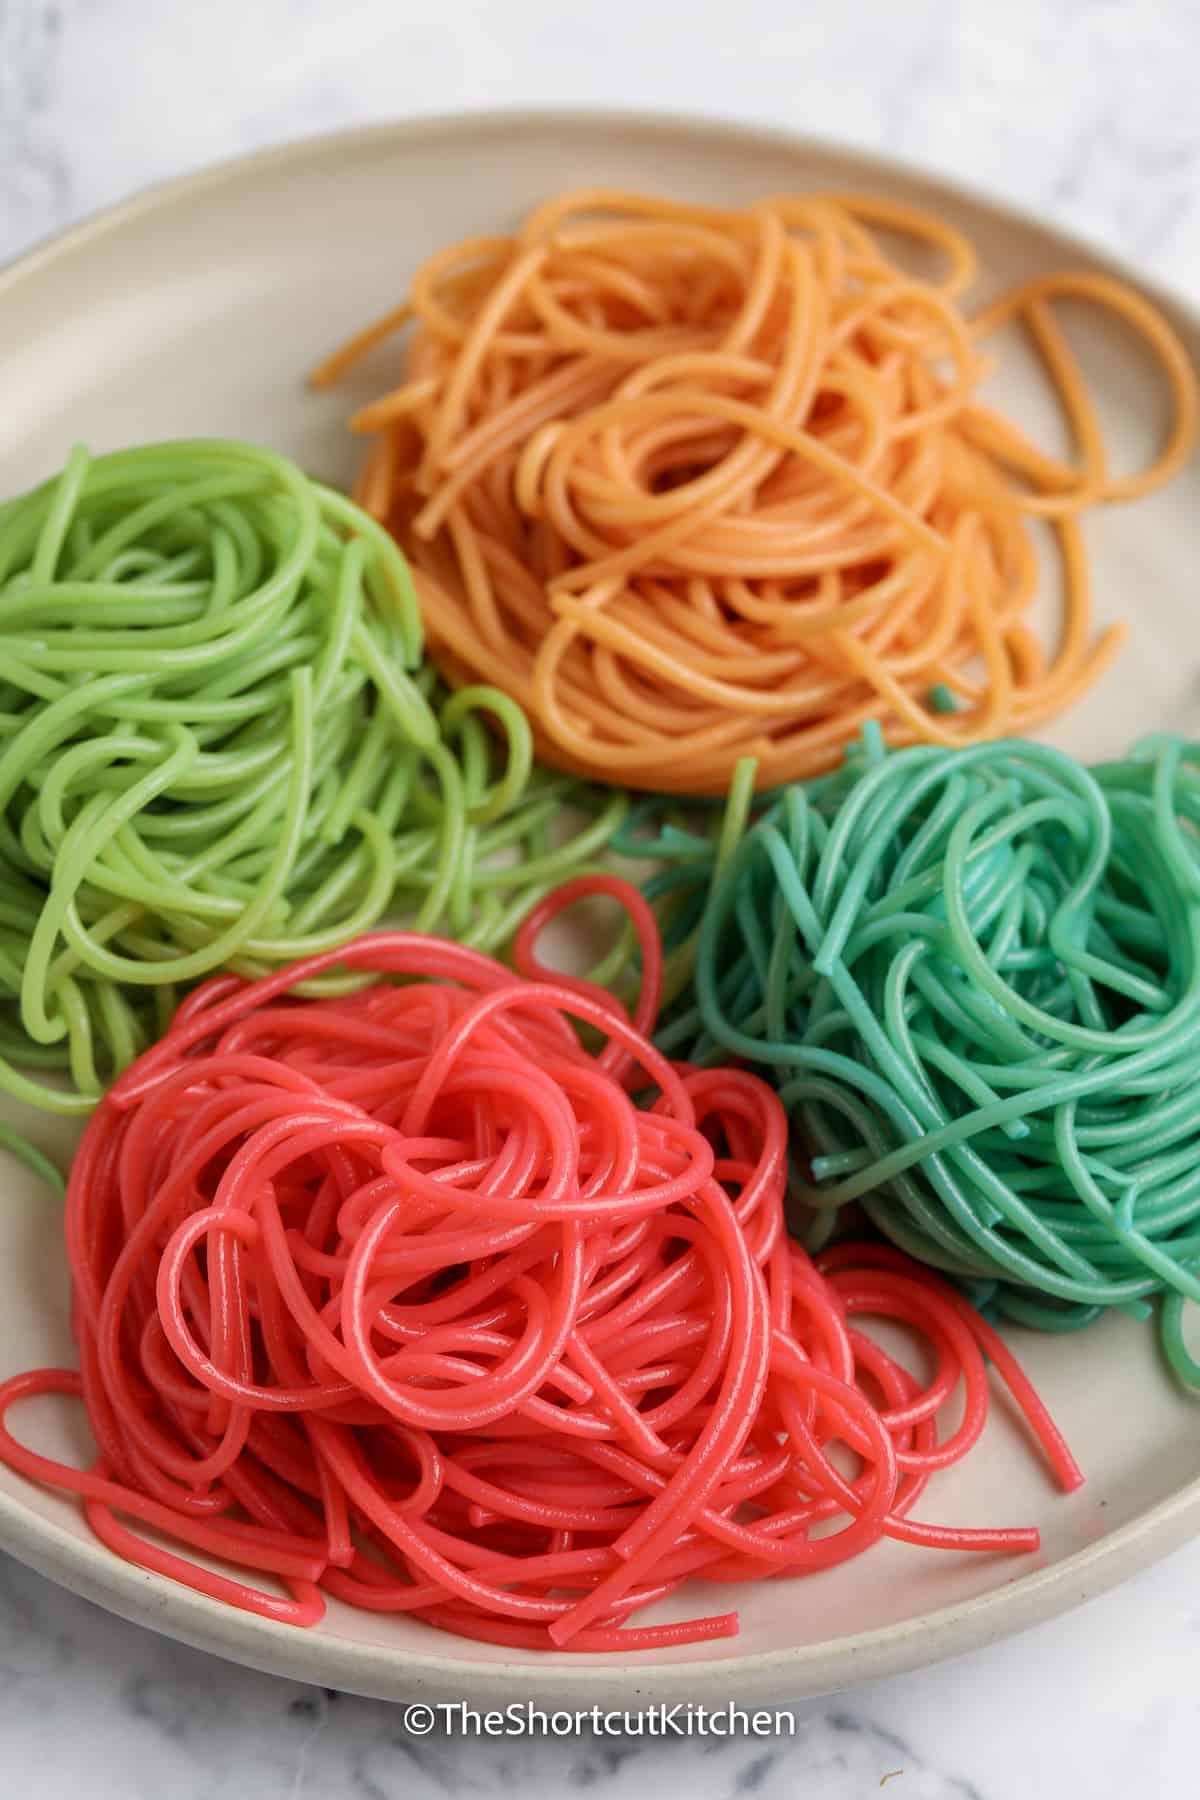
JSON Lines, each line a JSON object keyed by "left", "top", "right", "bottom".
{"left": 3, "top": 0, "right": 1200, "bottom": 1794}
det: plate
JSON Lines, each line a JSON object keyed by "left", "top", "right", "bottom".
{"left": 0, "top": 108, "right": 1197, "bottom": 1707}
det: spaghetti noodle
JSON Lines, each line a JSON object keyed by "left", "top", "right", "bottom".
{"left": 644, "top": 730, "right": 1200, "bottom": 1375}
{"left": 0, "top": 877, "right": 1079, "bottom": 1648}
{"left": 0, "top": 440, "right": 625, "bottom": 1126}
{"left": 316, "top": 188, "right": 1197, "bottom": 794}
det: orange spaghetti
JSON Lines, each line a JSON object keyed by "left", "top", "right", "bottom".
{"left": 314, "top": 188, "right": 1198, "bottom": 794}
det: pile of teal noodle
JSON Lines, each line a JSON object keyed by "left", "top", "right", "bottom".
{"left": 632, "top": 725, "right": 1200, "bottom": 1386}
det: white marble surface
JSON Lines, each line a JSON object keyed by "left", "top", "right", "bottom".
{"left": 2, "top": 0, "right": 1200, "bottom": 1794}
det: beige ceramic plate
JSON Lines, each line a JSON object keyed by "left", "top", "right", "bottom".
{"left": 0, "top": 110, "right": 1197, "bottom": 1706}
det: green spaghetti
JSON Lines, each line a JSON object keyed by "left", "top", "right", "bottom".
{"left": 0, "top": 440, "right": 625, "bottom": 1124}
{"left": 639, "top": 728, "right": 1200, "bottom": 1379}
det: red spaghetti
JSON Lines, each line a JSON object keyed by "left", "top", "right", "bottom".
{"left": 0, "top": 876, "right": 1081, "bottom": 1650}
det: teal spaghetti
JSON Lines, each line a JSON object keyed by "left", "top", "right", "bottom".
{"left": 0, "top": 440, "right": 625, "bottom": 1130}
{"left": 641, "top": 729, "right": 1200, "bottom": 1380}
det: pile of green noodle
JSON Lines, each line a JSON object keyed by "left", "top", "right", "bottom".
{"left": 0, "top": 440, "right": 624, "bottom": 1167}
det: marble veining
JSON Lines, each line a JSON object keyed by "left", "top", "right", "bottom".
{"left": 1, "top": 1, "right": 1199, "bottom": 1795}
{"left": 5, "top": 1537, "right": 1200, "bottom": 1799}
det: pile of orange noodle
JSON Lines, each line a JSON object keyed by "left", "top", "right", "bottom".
{"left": 315, "top": 187, "right": 1198, "bottom": 794}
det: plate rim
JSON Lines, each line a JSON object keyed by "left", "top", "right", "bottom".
{"left": 1, "top": 104, "right": 1198, "bottom": 1703}
{"left": 2, "top": 1444, "right": 1199, "bottom": 1704}
{"left": 5, "top": 101, "right": 1199, "bottom": 331}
